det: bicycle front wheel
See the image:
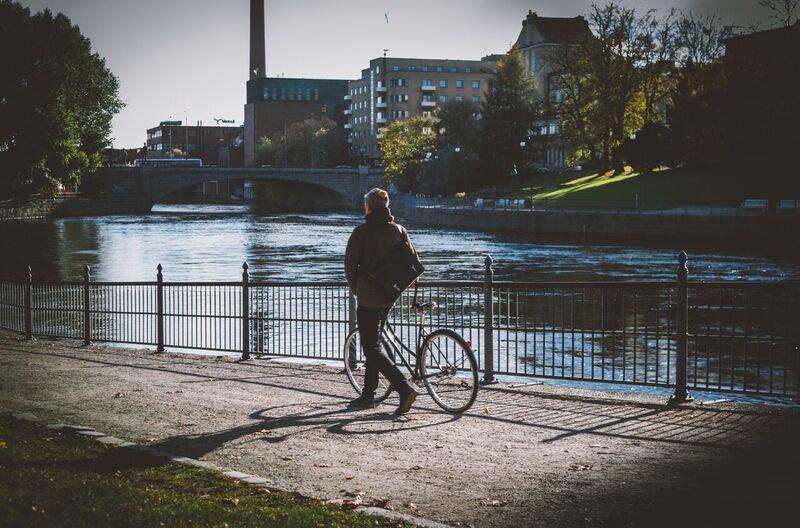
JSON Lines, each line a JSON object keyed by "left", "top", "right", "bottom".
{"left": 343, "top": 327, "right": 393, "bottom": 402}
{"left": 418, "top": 329, "right": 479, "bottom": 413}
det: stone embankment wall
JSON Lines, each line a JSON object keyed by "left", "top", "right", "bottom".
{"left": 394, "top": 203, "right": 800, "bottom": 252}
{"left": 0, "top": 197, "right": 146, "bottom": 221}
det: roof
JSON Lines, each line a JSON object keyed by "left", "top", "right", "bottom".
{"left": 515, "top": 11, "right": 590, "bottom": 48}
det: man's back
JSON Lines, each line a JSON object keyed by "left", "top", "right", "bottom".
{"left": 344, "top": 207, "right": 413, "bottom": 308}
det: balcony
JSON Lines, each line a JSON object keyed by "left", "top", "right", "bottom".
{"left": 343, "top": 108, "right": 352, "bottom": 115}
{"left": 344, "top": 94, "right": 352, "bottom": 100}
{"left": 375, "top": 100, "right": 387, "bottom": 108}
{"left": 375, "top": 85, "right": 387, "bottom": 93}
{"left": 376, "top": 117, "right": 387, "bottom": 124}
{"left": 421, "top": 100, "right": 436, "bottom": 108}
{"left": 343, "top": 123, "right": 352, "bottom": 129}
{"left": 421, "top": 85, "right": 436, "bottom": 91}
{"left": 376, "top": 133, "right": 383, "bottom": 140}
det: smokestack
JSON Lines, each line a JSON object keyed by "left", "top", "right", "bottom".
{"left": 250, "top": 0, "right": 266, "bottom": 79}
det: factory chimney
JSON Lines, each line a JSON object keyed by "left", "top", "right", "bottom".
{"left": 249, "top": 0, "right": 266, "bottom": 79}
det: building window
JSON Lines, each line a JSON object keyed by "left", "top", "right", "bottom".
{"left": 472, "top": 80, "right": 480, "bottom": 89}
{"left": 450, "top": 67, "right": 458, "bottom": 73}
{"left": 408, "top": 65, "right": 416, "bottom": 71}
{"left": 422, "top": 95, "right": 435, "bottom": 103}
{"left": 439, "top": 79, "right": 448, "bottom": 88}
{"left": 422, "top": 111, "right": 432, "bottom": 117}
{"left": 392, "top": 65, "right": 400, "bottom": 72}
{"left": 456, "top": 80, "right": 464, "bottom": 88}
{"left": 422, "top": 65, "right": 429, "bottom": 72}
{"left": 436, "top": 66, "right": 443, "bottom": 73}
{"left": 465, "top": 67, "right": 472, "bottom": 73}
{"left": 548, "top": 122, "right": 559, "bottom": 135}
{"left": 314, "top": 89, "right": 319, "bottom": 100}
{"left": 439, "top": 95, "right": 448, "bottom": 103}
{"left": 422, "top": 79, "right": 433, "bottom": 87}
{"left": 390, "top": 78, "right": 408, "bottom": 87}
{"left": 455, "top": 95, "right": 464, "bottom": 101}
{"left": 472, "top": 96, "right": 480, "bottom": 103}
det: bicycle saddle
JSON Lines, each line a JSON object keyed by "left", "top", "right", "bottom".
{"left": 414, "top": 301, "right": 438, "bottom": 312}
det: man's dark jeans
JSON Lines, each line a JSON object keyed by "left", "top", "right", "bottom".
{"left": 357, "top": 306, "right": 407, "bottom": 394}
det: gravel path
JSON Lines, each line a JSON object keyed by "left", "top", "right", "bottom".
{"left": 1, "top": 331, "right": 798, "bottom": 528}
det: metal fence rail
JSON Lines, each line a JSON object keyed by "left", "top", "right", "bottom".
{"left": 1, "top": 253, "right": 797, "bottom": 401}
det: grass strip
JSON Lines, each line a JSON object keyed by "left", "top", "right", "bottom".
{"left": 0, "top": 415, "right": 416, "bottom": 528}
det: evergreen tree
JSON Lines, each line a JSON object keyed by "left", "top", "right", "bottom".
{"left": 479, "top": 49, "right": 540, "bottom": 186}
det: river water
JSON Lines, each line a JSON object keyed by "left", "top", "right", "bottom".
{"left": 1, "top": 204, "right": 798, "bottom": 282}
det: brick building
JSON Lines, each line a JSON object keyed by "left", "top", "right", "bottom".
{"left": 145, "top": 121, "right": 243, "bottom": 166}
{"left": 345, "top": 55, "right": 500, "bottom": 160}
{"left": 242, "top": 0, "right": 348, "bottom": 166}
{"left": 243, "top": 77, "right": 349, "bottom": 166}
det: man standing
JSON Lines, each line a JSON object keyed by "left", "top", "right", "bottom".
{"left": 344, "top": 188, "right": 418, "bottom": 414}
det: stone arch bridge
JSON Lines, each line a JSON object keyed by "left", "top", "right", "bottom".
{"left": 87, "top": 167, "right": 384, "bottom": 214}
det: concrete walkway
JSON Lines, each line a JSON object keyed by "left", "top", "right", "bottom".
{"left": 1, "top": 331, "right": 798, "bottom": 528}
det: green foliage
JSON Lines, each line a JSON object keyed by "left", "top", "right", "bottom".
{"left": 479, "top": 49, "right": 541, "bottom": 186}
{"left": 0, "top": 1, "right": 123, "bottom": 198}
{"left": 254, "top": 117, "right": 350, "bottom": 168}
{"left": 623, "top": 123, "right": 676, "bottom": 170}
{"left": 379, "top": 116, "right": 436, "bottom": 192}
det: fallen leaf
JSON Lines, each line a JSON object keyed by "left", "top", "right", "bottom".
{"left": 481, "top": 498, "right": 507, "bottom": 507}
{"left": 482, "top": 406, "right": 490, "bottom": 415}
{"left": 410, "top": 465, "right": 423, "bottom": 471}
{"left": 0, "top": 440, "right": 6, "bottom": 450}
{"left": 313, "top": 463, "right": 331, "bottom": 468}
{"left": 344, "top": 476, "right": 354, "bottom": 480}
{"left": 280, "top": 456, "right": 293, "bottom": 461}
{"left": 569, "top": 464, "right": 592, "bottom": 472}
{"left": 223, "top": 497, "right": 239, "bottom": 507}
{"left": 113, "top": 392, "right": 126, "bottom": 398}
{"left": 406, "top": 502, "right": 418, "bottom": 510}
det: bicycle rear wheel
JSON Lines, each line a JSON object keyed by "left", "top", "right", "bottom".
{"left": 343, "top": 327, "right": 392, "bottom": 402}
{"left": 418, "top": 329, "right": 479, "bottom": 413}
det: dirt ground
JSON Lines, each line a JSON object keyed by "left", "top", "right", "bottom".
{"left": 1, "top": 331, "right": 798, "bottom": 528}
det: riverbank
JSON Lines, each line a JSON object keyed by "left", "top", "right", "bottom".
{"left": 2, "top": 331, "right": 799, "bottom": 527}
{"left": 392, "top": 199, "right": 800, "bottom": 255}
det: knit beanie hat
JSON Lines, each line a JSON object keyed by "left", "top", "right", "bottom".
{"left": 364, "top": 188, "right": 389, "bottom": 209}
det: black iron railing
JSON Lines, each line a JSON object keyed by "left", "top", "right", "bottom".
{"left": 1, "top": 253, "right": 797, "bottom": 401}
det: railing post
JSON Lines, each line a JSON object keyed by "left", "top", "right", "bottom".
{"left": 24, "top": 266, "right": 32, "bottom": 339}
{"left": 348, "top": 291, "right": 357, "bottom": 334}
{"left": 482, "top": 255, "right": 497, "bottom": 384}
{"left": 156, "top": 264, "right": 164, "bottom": 353}
{"left": 669, "top": 250, "right": 693, "bottom": 405}
{"left": 242, "top": 262, "right": 250, "bottom": 360}
{"left": 83, "top": 266, "right": 91, "bottom": 346}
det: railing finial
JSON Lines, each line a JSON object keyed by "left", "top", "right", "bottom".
{"left": 27, "top": 266, "right": 32, "bottom": 281}
{"left": 484, "top": 255, "right": 493, "bottom": 267}
{"left": 84, "top": 265, "right": 91, "bottom": 279}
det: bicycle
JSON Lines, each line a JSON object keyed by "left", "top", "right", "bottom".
{"left": 343, "top": 287, "right": 479, "bottom": 413}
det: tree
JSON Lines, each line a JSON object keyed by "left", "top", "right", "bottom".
{"left": 759, "top": 0, "right": 799, "bottom": 27}
{"left": 379, "top": 117, "right": 436, "bottom": 193}
{"left": 0, "top": 1, "right": 122, "bottom": 198}
{"left": 253, "top": 117, "right": 350, "bottom": 168}
{"left": 435, "top": 100, "right": 481, "bottom": 153}
{"left": 479, "top": 49, "right": 541, "bottom": 186}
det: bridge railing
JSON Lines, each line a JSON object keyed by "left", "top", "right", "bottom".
{"left": 1, "top": 254, "right": 797, "bottom": 401}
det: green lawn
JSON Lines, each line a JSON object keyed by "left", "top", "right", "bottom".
{"left": 0, "top": 416, "right": 415, "bottom": 528}
{"left": 489, "top": 166, "right": 800, "bottom": 209}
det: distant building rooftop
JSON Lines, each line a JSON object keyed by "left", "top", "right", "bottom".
{"left": 514, "top": 10, "right": 590, "bottom": 48}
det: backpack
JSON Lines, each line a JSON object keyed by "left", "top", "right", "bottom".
{"left": 364, "top": 226, "right": 424, "bottom": 303}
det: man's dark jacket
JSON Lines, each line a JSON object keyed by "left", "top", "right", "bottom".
{"left": 345, "top": 207, "right": 417, "bottom": 308}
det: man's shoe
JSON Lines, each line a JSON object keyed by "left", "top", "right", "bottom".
{"left": 349, "top": 391, "right": 376, "bottom": 409}
{"left": 395, "top": 383, "right": 418, "bottom": 415}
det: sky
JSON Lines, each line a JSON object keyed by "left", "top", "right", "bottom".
{"left": 17, "top": 0, "right": 775, "bottom": 148}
